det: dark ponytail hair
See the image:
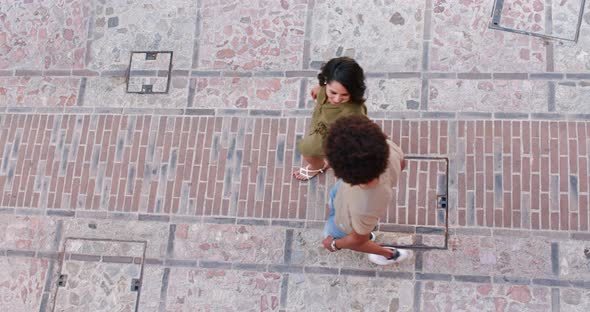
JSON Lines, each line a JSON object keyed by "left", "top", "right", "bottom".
{"left": 317, "top": 57, "right": 366, "bottom": 103}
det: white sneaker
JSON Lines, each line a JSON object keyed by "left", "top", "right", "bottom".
{"left": 368, "top": 247, "right": 409, "bottom": 265}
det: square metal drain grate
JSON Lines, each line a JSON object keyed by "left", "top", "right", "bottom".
{"left": 126, "top": 51, "right": 173, "bottom": 94}
{"left": 490, "top": 0, "right": 587, "bottom": 42}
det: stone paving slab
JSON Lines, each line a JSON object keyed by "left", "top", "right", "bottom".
{"left": 309, "top": 0, "right": 424, "bottom": 72}
{"left": 420, "top": 281, "right": 552, "bottom": 312}
{"left": 0, "top": 215, "right": 59, "bottom": 252}
{"left": 422, "top": 234, "right": 554, "bottom": 277}
{"left": 554, "top": 5, "right": 590, "bottom": 72}
{"left": 559, "top": 240, "right": 590, "bottom": 281}
{"left": 0, "top": 0, "right": 89, "bottom": 70}
{"left": 561, "top": 288, "right": 590, "bottom": 312}
{"left": 193, "top": 77, "right": 301, "bottom": 109}
{"left": 286, "top": 274, "right": 414, "bottom": 312}
{"left": 429, "top": 80, "right": 548, "bottom": 112}
{"left": 83, "top": 77, "right": 189, "bottom": 108}
{"left": 494, "top": 0, "right": 547, "bottom": 36}
{"left": 165, "top": 268, "right": 282, "bottom": 312}
{"left": 198, "top": 0, "right": 307, "bottom": 71}
{"left": 0, "top": 77, "right": 80, "bottom": 107}
{"left": 53, "top": 260, "right": 141, "bottom": 312}
{"left": 61, "top": 219, "right": 168, "bottom": 258}
{"left": 431, "top": 0, "right": 547, "bottom": 73}
{"left": 0, "top": 257, "right": 49, "bottom": 311}
{"left": 64, "top": 238, "right": 145, "bottom": 258}
{"left": 86, "top": 0, "right": 197, "bottom": 70}
{"left": 137, "top": 265, "right": 165, "bottom": 312}
{"left": 365, "top": 78, "right": 422, "bottom": 112}
{"left": 549, "top": 0, "right": 586, "bottom": 40}
{"left": 172, "top": 223, "right": 285, "bottom": 263}
{"left": 555, "top": 80, "right": 590, "bottom": 112}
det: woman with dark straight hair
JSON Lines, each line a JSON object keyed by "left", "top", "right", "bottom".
{"left": 293, "top": 57, "right": 368, "bottom": 181}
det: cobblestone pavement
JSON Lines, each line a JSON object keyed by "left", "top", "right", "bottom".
{"left": 1, "top": 0, "right": 590, "bottom": 311}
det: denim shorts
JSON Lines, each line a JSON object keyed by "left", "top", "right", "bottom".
{"left": 323, "top": 179, "right": 348, "bottom": 239}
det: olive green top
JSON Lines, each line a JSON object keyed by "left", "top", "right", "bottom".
{"left": 297, "top": 86, "right": 368, "bottom": 157}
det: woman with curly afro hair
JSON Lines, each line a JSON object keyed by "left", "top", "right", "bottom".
{"left": 321, "top": 115, "right": 410, "bottom": 265}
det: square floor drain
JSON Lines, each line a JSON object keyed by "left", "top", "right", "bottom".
{"left": 126, "top": 51, "right": 173, "bottom": 94}
{"left": 490, "top": 0, "right": 586, "bottom": 42}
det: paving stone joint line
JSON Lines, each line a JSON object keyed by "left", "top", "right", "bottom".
{"left": 2, "top": 110, "right": 590, "bottom": 122}
{"left": 2, "top": 247, "right": 589, "bottom": 289}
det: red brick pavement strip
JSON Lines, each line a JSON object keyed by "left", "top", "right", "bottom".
{"left": 456, "top": 120, "right": 590, "bottom": 232}
{"left": 0, "top": 114, "right": 588, "bottom": 232}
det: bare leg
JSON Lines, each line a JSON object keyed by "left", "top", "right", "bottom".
{"left": 293, "top": 155, "right": 327, "bottom": 180}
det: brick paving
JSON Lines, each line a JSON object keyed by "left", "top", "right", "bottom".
{"left": 1, "top": 0, "right": 590, "bottom": 311}
{"left": 1, "top": 113, "right": 589, "bottom": 234}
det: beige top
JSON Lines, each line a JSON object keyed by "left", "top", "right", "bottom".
{"left": 333, "top": 140, "right": 404, "bottom": 235}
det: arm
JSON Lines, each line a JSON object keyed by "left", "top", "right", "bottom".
{"left": 322, "top": 231, "right": 394, "bottom": 258}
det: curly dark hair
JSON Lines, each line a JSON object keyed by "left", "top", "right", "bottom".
{"left": 317, "top": 57, "right": 366, "bottom": 103}
{"left": 325, "top": 115, "right": 389, "bottom": 185}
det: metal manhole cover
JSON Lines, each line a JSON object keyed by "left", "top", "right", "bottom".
{"left": 52, "top": 238, "right": 146, "bottom": 312}
{"left": 126, "top": 51, "right": 173, "bottom": 94}
{"left": 490, "top": 0, "right": 587, "bottom": 42}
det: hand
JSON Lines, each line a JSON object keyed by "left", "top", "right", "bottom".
{"left": 322, "top": 236, "right": 335, "bottom": 252}
{"left": 310, "top": 85, "right": 320, "bottom": 100}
